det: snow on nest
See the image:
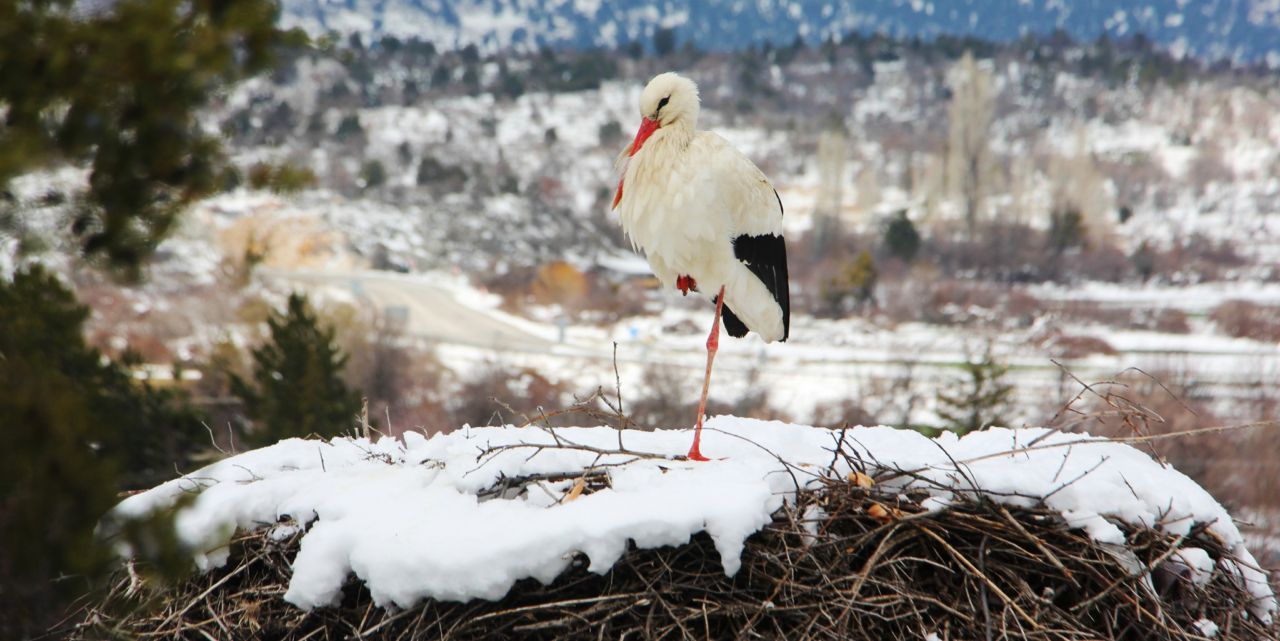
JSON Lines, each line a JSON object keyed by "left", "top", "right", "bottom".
{"left": 111, "top": 418, "right": 1277, "bottom": 621}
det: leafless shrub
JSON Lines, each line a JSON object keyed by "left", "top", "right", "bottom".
{"left": 317, "top": 302, "right": 451, "bottom": 436}
{"left": 1187, "top": 140, "right": 1236, "bottom": 196}
{"left": 484, "top": 268, "right": 538, "bottom": 315}
{"left": 928, "top": 220, "right": 1045, "bottom": 281}
{"left": 1148, "top": 235, "right": 1247, "bottom": 283}
{"left": 581, "top": 273, "right": 652, "bottom": 322}
{"left": 1037, "top": 332, "right": 1118, "bottom": 359}
{"left": 1062, "top": 243, "right": 1130, "bottom": 282}
{"left": 705, "top": 368, "right": 791, "bottom": 423}
{"left": 810, "top": 398, "right": 878, "bottom": 429}
{"left": 449, "top": 363, "right": 568, "bottom": 428}
{"left": 1130, "top": 308, "right": 1192, "bottom": 334}
{"left": 1050, "top": 300, "right": 1133, "bottom": 326}
{"left": 1210, "top": 300, "right": 1280, "bottom": 342}
{"left": 881, "top": 275, "right": 1042, "bottom": 327}
{"left": 626, "top": 364, "right": 693, "bottom": 430}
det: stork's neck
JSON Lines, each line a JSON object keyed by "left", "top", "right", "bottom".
{"left": 652, "top": 119, "right": 695, "bottom": 154}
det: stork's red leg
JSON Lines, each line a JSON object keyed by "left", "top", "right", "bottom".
{"left": 689, "top": 286, "right": 725, "bottom": 461}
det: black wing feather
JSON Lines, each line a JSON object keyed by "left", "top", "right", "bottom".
{"left": 719, "top": 299, "right": 749, "bottom": 338}
{"left": 730, "top": 232, "right": 790, "bottom": 341}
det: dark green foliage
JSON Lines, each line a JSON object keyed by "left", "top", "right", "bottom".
{"left": 261, "top": 101, "right": 297, "bottom": 144}
{"left": 625, "top": 40, "right": 645, "bottom": 60}
{"left": 360, "top": 159, "right": 387, "bottom": 189}
{"left": 883, "top": 211, "right": 921, "bottom": 263}
{"left": 550, "top": 53, "right": 617, "bottom": 92}
{"left": 770, "top": 35, "right": 805, "bottom": 66}
{"left": 417, "top": 156, "right": 468, "bottom": 190}
{"left": 461, "top": 65, "right": 481, "bottom": 92}
{"left": 247, "top": 161, "right": 316, "bottom": 193}
{"left": 460, "top": 44, "right": 480, "bottom": 64}
{"left": 653, "top": 27, "right": 676, "bottom": 57}
{"left": 821, "top": 250, "right": 878, "bottom": 315}
{"left": 0, "top": 266, "right": 205, "bottom": 489}
{"left": 306, "top": 111, "right": 327, "bottom": 139}
{"left": 407, "top": 39, "right": 436, "bottom": 61}
{"left": 402, "top": 79, "right": 421, "bottom": 104}
{"left": 431, "top": 65, "right": 451, "bottom": 88}
{"left": 232, "top": 293, "right": 360, "bottom": 447}
{"left": 0, "top": 0, "right": 285, "bottom": 278}
{"left": 1048, "top": 206, "right": 1087, "bottom": 253}
{"left": 1132, "top": 240, "right": 1157, "bottom": 281}
{"left": 498, "top": 67, "right": 526, "bottom": 99}
{"left": 335, "top": 113, "right": 365, "bottom": 141}
{"left": 0, "top": 266, "right": 201, "bottom": 637}
{"left": 508, "top": 48, "right": 617, "bottom": 95}
{"left": 935, "top": 347, "right": 1014, "bottom": 434}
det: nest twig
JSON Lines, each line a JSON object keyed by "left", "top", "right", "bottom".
{"left": 67, "top": 471, "right": 1276, "bottom": 640}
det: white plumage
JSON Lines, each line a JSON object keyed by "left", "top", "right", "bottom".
{"left": 612, "top": 72, "right": 790, "bottom": 460}
{"left": 614, "top": 72, "right": 789, "bottom": 343}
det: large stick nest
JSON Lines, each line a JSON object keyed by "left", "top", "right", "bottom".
{"left": 71, "top": 470, "right": 1275, "bottom": 641}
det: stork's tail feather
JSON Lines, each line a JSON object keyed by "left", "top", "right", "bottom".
{"left": 717, "top": 298, "right": 750, "bottom": 338}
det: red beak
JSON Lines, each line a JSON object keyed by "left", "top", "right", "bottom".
{"left": 613, "top": 117, "right": 661, "bottom": 209}
{"left": 628, "top": 117, "right": 660, "bottom": 157}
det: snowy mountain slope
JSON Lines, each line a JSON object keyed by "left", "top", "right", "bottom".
{"left": 280, "top": 0, "right": 1280, "bottom": 64}
{"left": 111, "top": 420, "right": 1276, "bottom": 619}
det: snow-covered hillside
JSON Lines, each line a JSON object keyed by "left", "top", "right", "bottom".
{"left": 279, "top": 0, "right": 1280, "bottom": 64}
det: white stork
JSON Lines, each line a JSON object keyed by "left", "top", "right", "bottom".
{"left": 612, "top": 72, "right": 790, "bottom": 461}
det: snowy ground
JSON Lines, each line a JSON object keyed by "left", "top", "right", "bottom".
{"left": 265, "top": 268, "right": 1280, "bottom": 428}
{"left": 111, "top": 420, "right": 1276, "bottom": 622}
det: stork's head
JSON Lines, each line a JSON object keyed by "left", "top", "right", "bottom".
{"left": 640, "top": 72, "right": 699, "bottom": 128}
{"left": 625, "top": 72, "right": 699, "bottom": 158}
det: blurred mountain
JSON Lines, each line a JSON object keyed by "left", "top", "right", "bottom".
{"left": 282, "top": 0, "right": 1280, "bottom": 64}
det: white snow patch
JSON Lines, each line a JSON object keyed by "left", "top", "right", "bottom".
{"left": 112, "top": 420, "right": 1278, "bottom": 621}
{"left": 1194, "top": 617, "right": 1220, "bottom": 637}
{"left": 1170, "top": 547, "right": 1217, "bottom": 586}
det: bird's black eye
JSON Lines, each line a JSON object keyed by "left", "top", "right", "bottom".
{"left": 657, "top": 96, "right": 670, "bottom": 111}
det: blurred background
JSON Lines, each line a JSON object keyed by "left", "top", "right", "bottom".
{"left": 3, "top": 0, "right": 1279, "bottom": 635}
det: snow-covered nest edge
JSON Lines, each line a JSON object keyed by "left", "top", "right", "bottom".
{"left": 106, "top": 418, "right": 1276, "bottom": 625}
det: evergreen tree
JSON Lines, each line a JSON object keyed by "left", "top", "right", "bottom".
{"left": 0, "top": 266, "right": 202, "bottom": 637}
{"left": 935, "top": 346, "right": 1014, "bottom": 434}
{"left": 1048, "top": 205, "right": 1087, "bottom": 253}
{"left": 335, "top": 113, "right": 365, "bottom": 141}
{"left": 233, "top": 293, "right": 360, "bottom": 447}
{"left": 360, "top": 159, "right": 387, "bottom": 189}
{"left": 883, "top": 210, "right": 922, "bottom": 262}
{"left": 0, "top": 0, "right": 287, "bottom": 277}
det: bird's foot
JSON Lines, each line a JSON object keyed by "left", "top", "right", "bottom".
{"left": 676, "top": 274, "right": 697, "bottom": 296}
{"left": 688, "top": 410, "right": 716, "bottom": 461}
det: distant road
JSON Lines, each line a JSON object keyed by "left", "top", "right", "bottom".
{"left": 265, "top": 269, "right": 557, "bottom": 352}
